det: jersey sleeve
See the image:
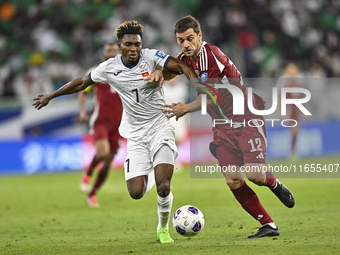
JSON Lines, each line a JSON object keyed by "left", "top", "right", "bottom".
{"left": 209, "top": 45, "right": 242, "bottom": 79}
{"left": 145, "top": 49, "right": 171, "bottom": 69}
{"left": 166, "top": 52, "right": 185, "bottom": 75}
{"left": 209, "top": 45, "right": 230, "bottom": 73}
{"left": 84, "top": 84, "right": 94, "bottom": 93}
{"left": 89, "top": 60, "right": 109, "bottom": 84}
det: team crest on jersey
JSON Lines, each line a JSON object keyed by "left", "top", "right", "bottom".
{"left": 200, "top": 72, "right": 208, "bottom": 83}
{"left": 155, "top": 50, "right": 166, "bottom": 59}
{"left": 139, "top": 62, "right": 148, "bottom": 72}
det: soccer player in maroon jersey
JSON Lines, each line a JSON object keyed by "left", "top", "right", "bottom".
{"left": 162, "top": 16, "right": 295, "bottom": 238}
{"left": 277, "top": 62, "right": 304, "bottom": 161}
{"left": 79, "top": 43, "right": 123, "bottom": 207}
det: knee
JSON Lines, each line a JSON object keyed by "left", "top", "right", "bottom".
{"left": 248, "top": 177, "right": 266, "bottom": 186}
{"left": 128, "top": 187, "right": 144, "bottom": 200}
{"left": 226, "top": 178, "right": 244, "bottom": 190}
{"left": 157, "top": 182, "right": 170, "bottom": 197}
{"left": 96, "top": 148, "right": 111, "bottom": 160}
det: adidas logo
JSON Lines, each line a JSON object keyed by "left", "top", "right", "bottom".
{"left": 257, "top": 215, "right": 263, "bottom": 221}
{"left": 256, "top": 153, "right": 264, "bottom": 159}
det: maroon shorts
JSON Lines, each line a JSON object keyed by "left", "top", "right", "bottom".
{"left": 210, "top": 119, "right": 267, "bottom": 166}
{"left": 92, "top": 123, "right": 121, "bottom": 154}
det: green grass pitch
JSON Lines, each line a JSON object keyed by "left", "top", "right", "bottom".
{"left": 1, "top": 157, "right": 340, "bottom": 254}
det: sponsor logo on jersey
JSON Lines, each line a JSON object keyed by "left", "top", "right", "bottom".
{"left": 200, "top": 72, "right": 208, "bottom": 83}
{"left": 256, "top": 153, "right": 264, "bottom": 159}
{"left": 155, "top": 50, "right": 166, "bottom": 59}
{"left": 142, "top": 72, "right": 149, "bottom": 77}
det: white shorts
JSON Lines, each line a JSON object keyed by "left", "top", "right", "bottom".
{"left": 124, "top": 125, "right": 178, "bottom": 181}
{"left": 169, "top": 116, "right": 187, "bottom": 142}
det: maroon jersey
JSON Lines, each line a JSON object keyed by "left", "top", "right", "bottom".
{"left": 177, "top": 42, "right": 265, "bottom": 127}
{"left": 276, "top": 75, "right": 304, "bottom": 120}
{"left": 277, "top": 75, "right": 304, "bottom": 99}
{"left": 89, "top": 82, "right": 123, "bottom": 128}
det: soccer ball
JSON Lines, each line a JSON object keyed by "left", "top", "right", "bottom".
{"left": 172, "top": 205, "right": 205, "bottom": 237}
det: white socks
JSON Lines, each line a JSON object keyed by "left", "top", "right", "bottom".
{"left": 157, "top": 191, "right": 173, "bottom": 231}
{"left": 266, "top": 222, "right": 277, "bottom": 229}
{"left": 144, "top": 170, "right": 155, "bottom": 195}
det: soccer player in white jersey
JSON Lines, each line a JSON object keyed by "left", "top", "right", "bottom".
{"left": 32, "top": 20, "right": 199, "bottom": 244}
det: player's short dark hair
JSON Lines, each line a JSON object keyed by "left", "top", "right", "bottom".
{"left": 115, "top": 20, "right": 144, "bottom": 41}
{"left": 174, "top": 15, "right": 201, "bottom": 34}
{"left": 105, "top": 42, "right": 117, "bottom": 47}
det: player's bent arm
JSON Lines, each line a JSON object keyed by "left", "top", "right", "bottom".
{"left": 146, "top": 57, "right": 195, "bottom": 87}
{"left": 32, "top": 75, "right": 93, "bottom": 110}
{"left": 162, "top": 69, "right": 177, "bottom": 81}
{"left": 165, "top": 57, "right": 198, "bottom": 82}
{"left": 78, "top": 90, "right": 89, "bottom": 122}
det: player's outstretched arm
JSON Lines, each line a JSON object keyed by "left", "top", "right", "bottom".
{"left": 32, "top": 75, "right": 93, "bottom": 110}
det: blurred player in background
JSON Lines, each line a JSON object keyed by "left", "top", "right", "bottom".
{"left": 32, "top": 20, "right": 202, "bottom": 244}
{"left": 162, "top": 75, "right": 188, "bottom": 172}
{"left": 78, "top": 43, "right": 123, "bottom": 208}
{"left": 277, "top": 62, "right": 304, "bottom": 161}
{"left": 162, "top": 15, "right": 295, "bottom": 239}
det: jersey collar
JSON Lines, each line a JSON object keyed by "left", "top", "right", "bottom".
{"left": 194, "top": 41, "right": 206, "bottom": 61}
{"left": 120, "top": 56, "right": 140, "bottom": 69}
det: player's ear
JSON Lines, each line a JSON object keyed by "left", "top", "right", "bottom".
{"left": 118, "top": 41, "right": 122, "bottom": 50}
{"left": 198, "top": 31, "right": 202, "bottom": 42}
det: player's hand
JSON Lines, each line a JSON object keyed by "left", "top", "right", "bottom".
{"left": 32, "top": 94, "right": 51, "bottom": 110}
{"left": 144, "top": 69, "right": 164, "bottom": 88}
{"left": 79, "top": 111, "right": 89, "bottom": 122}
{"left": 163, "top": 102, "right": 187, "bottom": 121}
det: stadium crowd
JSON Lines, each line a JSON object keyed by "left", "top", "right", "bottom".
{"left": 0, "top": 0, "right": 339, "bottom": 103}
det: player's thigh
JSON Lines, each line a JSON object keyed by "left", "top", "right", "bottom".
{"left": 93, "top": 124, "right": 111, "bottom": 157}
{"left": 95, "top": 139, "right": 110, "bottom": 158}
{"left": 108, "top": 129, "right": 121, "bottom": 155}
{"left": 151, "top": 125, "right": 176, "bottom": 196}
{"left": 124, "top": 139, "right": 152, "bottom": 182}
{"left": 126, "top": 175, "right": 147, "bottom": 199}
{"left": 150, "top": 124, "right": 177, "bottom": 167}
{"left": 154, "top": 145, "right": 174, "bottom": 185}
{"left": 215, "top": 145, "right": 243, "bottom": 179}
{"left": 215, "top": 145, "right": 244, "bottom": 189}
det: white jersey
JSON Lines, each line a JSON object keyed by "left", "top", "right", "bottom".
{"left": 90, "top": 49, "right": 171, "bottom": 139}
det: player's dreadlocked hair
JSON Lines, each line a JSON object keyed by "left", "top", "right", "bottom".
{"left": 115, "top": 20, "right": 144, "bottom": 41}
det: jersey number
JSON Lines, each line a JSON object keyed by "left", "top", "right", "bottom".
{"left": 132, "top": 89, "right": 139, "bottom": 102}
{"left": 248, "top": 138, "right": 262, "bottom": 152}
{"left": 125, "top": 158, "right": 130, "bottom": 173}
